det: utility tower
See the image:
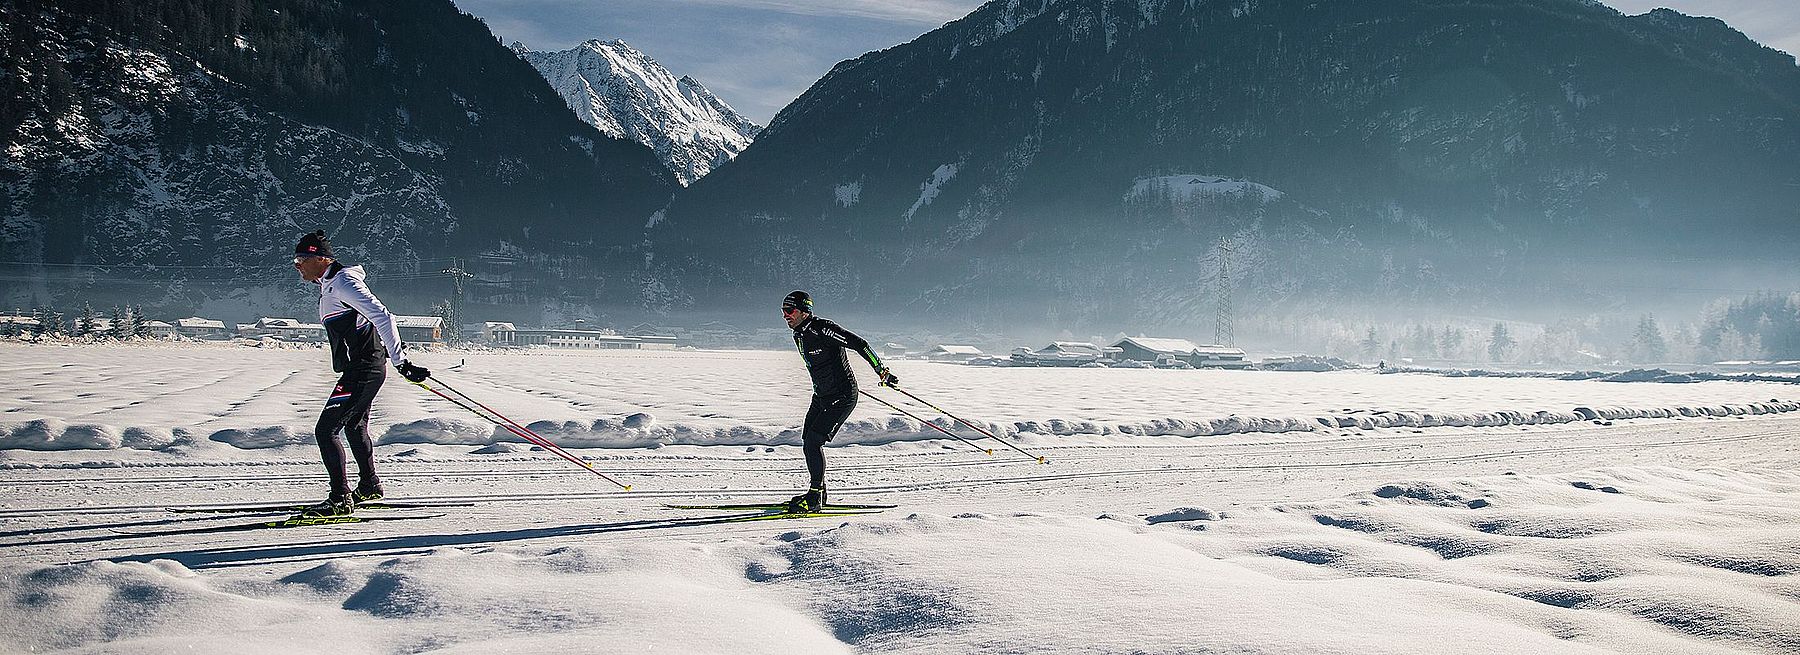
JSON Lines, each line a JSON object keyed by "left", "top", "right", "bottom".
{"left": 1215, "top": 240, "right": 1233, "bottom": 346}
{"left": 441, "top": 257, "right": 474, "bottom": 342}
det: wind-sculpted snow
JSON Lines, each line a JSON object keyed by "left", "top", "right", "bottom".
{"left": 1217, "top": 468, "right": 1800, "bottom": 653}
{"left": 2, "top": 343, "right": 1797, "bottom": 454}
{"left": 7, "top": 468, "right": 1796, "bottom": 652}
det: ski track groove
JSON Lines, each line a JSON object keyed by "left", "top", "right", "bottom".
{"left": 0, "top": 426, "right": 1780, "bottom": 518}
{"left": 0, "top": 421, "right": 1752, "bottom": 486}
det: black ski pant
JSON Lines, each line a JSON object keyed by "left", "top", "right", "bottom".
{"left": 315, "top": 365, "right": 385, "bottom": 498}
{"left": 801, "top": 392, "right": 857, "bottom": 489}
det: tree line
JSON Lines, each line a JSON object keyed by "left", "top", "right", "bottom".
{"left": 1, "top": 305, "right": 157, "bottom": 340}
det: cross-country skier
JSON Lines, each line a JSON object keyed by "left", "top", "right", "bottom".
{"left": 292, "top": 231, "right": 430, "bottom": 517}
{"left": 782, "top": 290, "right": 898, "bottom": 512}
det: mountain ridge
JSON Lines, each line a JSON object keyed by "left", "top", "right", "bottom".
{"left": 518, "top": 39, "right": 761, "bottom": 185}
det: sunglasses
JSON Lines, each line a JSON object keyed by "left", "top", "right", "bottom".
{"left": 293, "top": 256, "right": 323, "bottom": 267}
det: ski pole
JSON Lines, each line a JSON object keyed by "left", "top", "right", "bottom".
{"left": 428, "top": 377, "right": 636, "bottom": 491}
{"left": 423, "top": 377, "right": 633, "bottom": 490}
{"left": 424, "top": 375, "right": 587, "bottom": 465}
{"left": 412, "top": 380, "right": 619, "bottom": 485}
{"left": 890, "top": 387, "right": 1048, "bottom": 464}
{"left": 857, "top": 388, "right": 992, "bottom": 454}
{"left": 412, "top": 379, "right": 632, "bottom": 490}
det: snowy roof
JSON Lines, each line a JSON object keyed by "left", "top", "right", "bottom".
{"left": 1041, "top": 342, "right": 1106, "bottom": 355}
{"left": 484, "top": 322, "right": 516, "bottom": 330}
{"left": 143, "top": 321, "right": 172, "bottom": 328}
{"left": 394, "top": 315, "right": 444, "bottom": 329}
{"left": 1114, "top": 337, "right": 1202, "bottom": 355}
{"left": 176, "top": 317, "right": 226, "bottom": 329}
{"left": 928, "top": 345, "right": 984, "bottom": 355}
{"left": 256, "top": 317, "right": 302, "bottom": 327}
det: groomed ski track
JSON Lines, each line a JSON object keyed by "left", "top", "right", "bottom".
{"left": 3, "top": 415, "right": 1792, "bottom": 569}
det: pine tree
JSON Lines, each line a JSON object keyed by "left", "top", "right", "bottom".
{"left": 1631, "top": 315, "right": 1667, "bottom": 364}
{"left": 126, "top": 306, "right": 147, "bottom": 338}
{"left": 1487, "top": 323, "right": 1515, "bottom": 362}
{"left": 1360, "top": 327, "right": 1380, "bottom": 360}
{"left": 27, "top": 307, "right": 47, "bottom": 338}
{"left": 108, "top": 306, "right": 127, "bottom": 339}
{"left": 1441, "top": 326, "right": 1465, "bottom": 361}
{"left": 75, "top": 302, "right": 97, "bottom": 337}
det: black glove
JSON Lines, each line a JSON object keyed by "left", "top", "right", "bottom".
{"left": 397, "top": 360, "right": 430, "bottom": 383}
{"left": 877, "top": 367, "right": 899, "bottom": 387}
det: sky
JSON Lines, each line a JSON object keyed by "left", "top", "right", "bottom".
{"left": 453, "top": 0, "right": 1800, "bottom": 125}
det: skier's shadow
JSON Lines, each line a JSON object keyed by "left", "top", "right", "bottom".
{"left": 99, "top": 513, "right": 815, "bottom": 569}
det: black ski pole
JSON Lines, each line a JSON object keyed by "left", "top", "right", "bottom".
{"left": 890, "top": 387, "right": 1048, "bottom": 464}
{"left": 857, "top": 388, "right": 992, "bottom": 454}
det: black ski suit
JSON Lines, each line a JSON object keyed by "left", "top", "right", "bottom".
{"left": 792, "top": 316, "right": 885, "bottom": 488}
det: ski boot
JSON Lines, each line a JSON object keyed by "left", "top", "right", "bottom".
{"left": 353, "top": 481, "right": 385, "bottom": 503}
{"left": 786, "top": 486, "right": 826, "bottom": 513}
{"left": 299, "top": 494, "right": 355, "bottom": 518}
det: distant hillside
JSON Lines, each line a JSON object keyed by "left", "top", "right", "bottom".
{"left": 655, "top": 0, "right": 1800, "bottom": 328}
{"left": 0, "top": 0, "right": 675, "bottom": 315}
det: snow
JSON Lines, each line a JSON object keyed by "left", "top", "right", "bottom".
{"left": 3, "top": 342, "right": 1800, "bottom": 652}
{"left": 904, "top": 163, "right": 959, "bottom": 222}
{"left": 1, "top": 342, "right": 1795, "bottom": 453}
{"left": 1116, "top": 335, "right": 1211, "bottom": 354}
{"left": 518, "top": 40, "right": 760, "bottom": 184}
{"left": 1127, "top": 174, "right": 1284, "bottom": 202}
{"left": 833, "top": 181, "right": 863, "bottom": 208}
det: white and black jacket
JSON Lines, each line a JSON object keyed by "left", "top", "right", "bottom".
{"left": 316, "top": 262, "right": 406, "bottom": 372}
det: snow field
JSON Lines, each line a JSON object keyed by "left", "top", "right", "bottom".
{"left": 2, "top": 342, "right": 1795, "bottom": 454}
{"left": 5, "top": 467, "right": 1798, "bottom": 653}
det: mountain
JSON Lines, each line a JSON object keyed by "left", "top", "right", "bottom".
{"left": 656, "top": 0, "right": 1800, "bottom": 330}
{"left": 0, "top": 0, "right": 676, "bottom": 316}
{"left": 516, "top": 39, "right": 762, "bottom": 185}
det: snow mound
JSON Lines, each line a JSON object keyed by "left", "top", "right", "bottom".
{"left": 1146, "top": 506, "right": 1219, "bottom": 523}
{"left": 0, "top": 548, "right": 844, "bottom": 654}
{"left": 206, "top": 425, "right": 305, "bottom": 449}
{"left": 0, "top": 559, "right": 389, "bottom": 652}
{"left": 0, "top": 419, "right": 121, "bottom": 450}
{"left": 469, "top": 442, "right": 523, "bottom": 454}
{"left": 1217, "top": 468, "right": 1800, "bottom": 652}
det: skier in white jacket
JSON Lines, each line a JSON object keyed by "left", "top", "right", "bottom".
{"left": 293, "top": 230, "right": 430, "bottom": 517}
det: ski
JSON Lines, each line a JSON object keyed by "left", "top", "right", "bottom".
{"left": 717, "top": 509, "right": 886, "bottom": 523}
{"left": 167, "top": 501, "right": 474, "bottom": 514}
{"left": 112, "top": 513, "right": 446, "bottom": 537}
{"left": 664, "top": 502, "right": 897, "bottom": 511}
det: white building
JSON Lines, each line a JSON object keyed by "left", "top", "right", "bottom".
{"left": 1011, "top": 342, "right": 1122, "bottom": 367}
{"left": 923, "top": 344, "right": 984, "bottom": 362}
{"left": 143, "top": 320, "right": 177, "bottom": 338}
{"left": 174, "top": 317, "right": 230, "bottom": 340}
{"left": 240, "top": 317, "right": 325, "bottom": 341}
{"left": 393, "top": 315, "right": 444, "bottom": 344}
{"left": 1111, "top": 336, "right": 1248, "bottom": 368}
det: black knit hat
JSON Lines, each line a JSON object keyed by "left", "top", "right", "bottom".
{"left": 782, "top": 290, "right": 813, "bottom": 312}
{"left": 294, "top": 230, "right": 334, "bottom": 258}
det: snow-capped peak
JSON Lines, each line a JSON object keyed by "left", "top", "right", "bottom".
{"left": 518, "top": 39, "right": 761, "bottom": 185}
